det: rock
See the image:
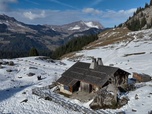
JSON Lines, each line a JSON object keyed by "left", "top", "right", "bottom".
{"left": 0, "top": 60, "right": 3, "bottom": 64}
{"left": 148, "top": 110, "right": 152, "bottom": 114}
{"left": 90, "top": 84, "right": 118, "bottom": 110}
{"left": 9, "top": 61, "right": 15, "bottom": 66}
{"left": 0, "top": 65, "right": 3, "bottom": 69}
{"left": 118, "top": 96, "right": 129, "bottom": 107}
{"left": 20, "top": 99, "right": 28, "bottom": 103}
{"left": 2, "top": 61, "right": 9, "bottom": 65}
{"left": 6, "top": 69, "right": 12, "bottom": 72}
{"left": 132, "top": 109, "right": 137, "bottom": 112}
{"left": 44, "top": 96, "right": 52, "bottom": 101}
{"left": 37, "top": 76, "right": 42, "bottom": 80}
{"left": 22, "top": 92, "right": 26, "bottom": 94}
{"left": 116, "top": 111, "right": 126, "bottom": 114}
{"left": 27, "top": 73, "right": 35, "bottom": 76}
{"left": 135, "top": 94, "right": 139, "bottom": 100}
{"left": 109, "top": 64, "right": 114, "bottom": 67}
{"left": 29, "top": 67, "right": 38, "bottom": 69}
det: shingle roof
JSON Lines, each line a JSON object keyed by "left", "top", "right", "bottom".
{"left": 57, "top": 62, "right": 130, "bottom": 87}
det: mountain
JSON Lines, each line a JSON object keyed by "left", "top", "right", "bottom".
{"left": 121, "top": 3, "right": 152, "bottom": 31}
{"left": 50, "top": 20, "right": 103, "bottom": 32}
{"left": 0, "top": 14, "right": 104, "bottom": 58}
{"left": 0, "top": 28, "right": 152, "bottom": 114}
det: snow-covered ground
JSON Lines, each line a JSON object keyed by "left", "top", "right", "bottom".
{"left": 0, "top": 29, "right": 152, "bottom": 114}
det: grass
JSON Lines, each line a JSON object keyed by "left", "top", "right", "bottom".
{"left": 62, "top": 27, "right": 134, "bottom": 58}
{"left": 83, "top": 27, "right": 132, "bottom": 49}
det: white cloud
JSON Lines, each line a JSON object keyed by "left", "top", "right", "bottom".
{"left": 118, "top": 8, "right": 136, "bottom": 14}
{"left": 0, "top": 0, "right": 18, "bottom": 11}
{"left": 3, "top": 8, "right": 136, "bottom": 27}
{"left": 82, "top": 8, "right": 101, "bottom": 15}
{"left": 102, "top": 8, "right": 136, "bottom": 18}
{"left": 91, "top": 0, "right": 103, "bottom": 6}
{"left": 49, "top": 0, "right": 77, "bottom": 9}
{"left": 23, "top": 10, "right": 46, "bottom": 20}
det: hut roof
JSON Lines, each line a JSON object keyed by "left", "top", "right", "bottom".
{"left": 57, "top": 62, "right": 130, "bottom": 87}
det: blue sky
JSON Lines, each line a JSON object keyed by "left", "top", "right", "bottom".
{"left": 0, "top": 0, "right": 150, "bottom": 27}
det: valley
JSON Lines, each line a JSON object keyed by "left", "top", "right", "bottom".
{"left": 0, "top": 28, "right": 152, "bottom": 114}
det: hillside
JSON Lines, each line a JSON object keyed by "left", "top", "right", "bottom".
{"left": 0, "top": 14, "right": 104, "bottom": 58}
{"left": 122, "top": 2, "right": 152, "bottom": 31}
{"left": 0, "top": 28, "right": 152, "bottom": 114}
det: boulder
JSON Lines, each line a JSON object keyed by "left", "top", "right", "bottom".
{"left": 0, "top": 65, "right": 3, "bottom": 69}
{"left": 90, "top": 84, "right": 118, "bottom": 109}
{"left": 118, "top": 96, "right": 129, "bottom": 107}
{"left": 0, "top": 59, "right": 3, "bottom": 64}
{"left": 9, "top": 61, "right": 15, "bottom": 66}
{"left": 27, "top": 73, "right": 35, "bottom": 76}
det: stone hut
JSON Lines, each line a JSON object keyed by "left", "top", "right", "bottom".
{"left": 57, "top": 58, "right": 130, "bottom": 95}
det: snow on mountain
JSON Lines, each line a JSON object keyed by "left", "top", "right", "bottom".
{"left": 0, "top": 14, "right": 104, "bottom": 57}
{"left": 68, "top": 25, "right": 81, "bottom": 30}
{"left": 0, "top": 28, "right": 152, "bottom": 114}
{"left": 64, "top": 20, "right": 104, "bottom": 31}
{"left": 84, "top": 21, "right": 99, "bottom": 29}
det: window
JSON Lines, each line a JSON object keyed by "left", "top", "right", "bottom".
{"left": 64, "top": 85, "right": 70, "bottom": 91}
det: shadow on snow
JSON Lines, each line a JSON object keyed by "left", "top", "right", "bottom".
{"left": 0, "top": 85, "right": 32, "bottom": 102}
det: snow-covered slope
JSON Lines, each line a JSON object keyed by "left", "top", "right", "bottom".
{"left": 63, "top": 28, "right": 152, "bottom": 113}
{"left": 0, "top": 57, "right": 80, "bottom": 114}
{"left": 0, "top": 28, "right": 152, "bottom": 114}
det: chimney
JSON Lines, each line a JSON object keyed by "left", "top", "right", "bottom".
{"left": 89, "top": 57, "right": 97, "bottom": 69}
{"left": 97, "top": 58, "right": 103, "bottom": 65}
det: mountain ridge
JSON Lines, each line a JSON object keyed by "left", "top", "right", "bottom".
{"left": 0, "top": 14, "right": 104, "bottom": 58}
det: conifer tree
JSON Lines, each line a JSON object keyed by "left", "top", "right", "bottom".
{"left": 145, "top": 3, "right": 149, "bottom": 8}
{"left": 141, "top": 17, "right": 147, "bottom": 28}
{"left": 150, "top": 0, "right": 152, "bottom": 6}
{"left": 29, "top": 47, "right": 39, "bottom": 56}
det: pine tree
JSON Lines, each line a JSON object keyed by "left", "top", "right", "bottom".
{"left": 140, "top": 12, "right": 143, "bottom": 17}
{"left": 29, "top": 47, "right": 39, "bottom": 56}
{"left": 150, "top": 0, "right": 152, "bottom": 6}
{"left": 140, "top": 17, "right": 147, "bottom": 28}
{"left": 145, "top": 3, "right": 149, "bottom": 8}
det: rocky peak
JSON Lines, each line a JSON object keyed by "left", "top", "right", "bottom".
{"left": 0, "top": 14, "right": 16, "bottom": 22}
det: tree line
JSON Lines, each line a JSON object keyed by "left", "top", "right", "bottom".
{"left": 28, "top": 34, "right": 98, "bottom": 59}
{"left": 51, "top": 34, "right": 98, "bottom": 59}
{"left": 118, "top": 0, "right": 152, "bottom": 31}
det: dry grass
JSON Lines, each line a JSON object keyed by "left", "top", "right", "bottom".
{"left": 60, "top": 52, "right": 76, "bottom": 59}
{"left": 62, "top": 27, "right": 134, "bottom": 58}
{"left": 84, "top": 27, "right": 132, "bottom": 49}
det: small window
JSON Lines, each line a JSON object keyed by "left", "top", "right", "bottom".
{"left": 64, "top": 85, "right": 69, "bottom": 91}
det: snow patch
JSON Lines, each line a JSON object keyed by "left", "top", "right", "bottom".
{"left": 68, "top": 25, "right": 81, "bottom": 30}
{"left": 84, "top": 22, "right": 99, "bottom": 29}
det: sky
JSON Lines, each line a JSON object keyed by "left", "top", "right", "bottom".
{"left": 0, "top": 0, "right": 150, "bottom": 27}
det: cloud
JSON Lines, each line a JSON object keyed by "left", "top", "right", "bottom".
{"left": 91, "top": 0, "right": 103, "bottom": 6}
{"left": 25, "top": 0, "right": 39, "bottom": 5}
{"left": 102, "top": 8, "right": 136, "bottom": 18}
{"left": 48, "top": 0, "right": 77, "bottom": 9}
{"left": 23, "top": 10, "right": 46, "bottom": 20}
{"left": 3, "top": 8, "right": 136, "bottom": 27}
{"left": 0, "top": 0, "right": 18, "bottom": 11}
{"left": 82, "top": 8, "right": 101, "bottom": 15}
